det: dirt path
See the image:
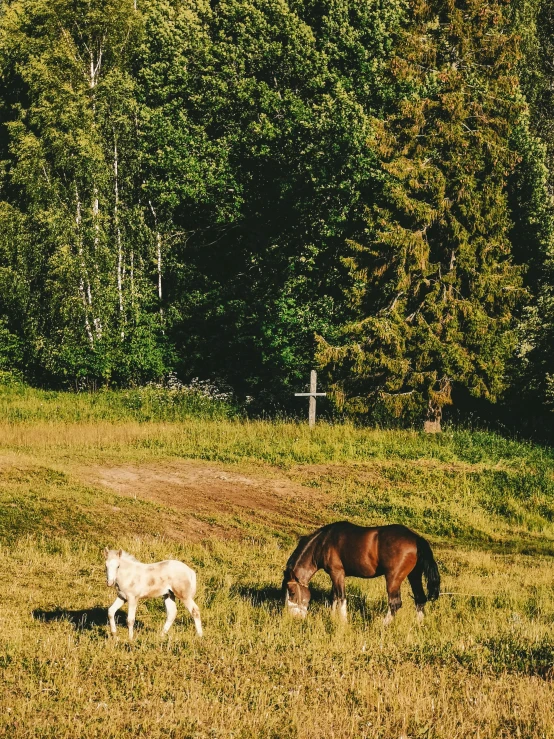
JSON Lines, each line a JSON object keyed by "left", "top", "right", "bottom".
{"left": 76, "top": 460, "right": 329, "bottom": 537}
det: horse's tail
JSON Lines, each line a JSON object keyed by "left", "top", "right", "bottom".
{"left": 416, "top": 536, "right": 440, "bottom": 601}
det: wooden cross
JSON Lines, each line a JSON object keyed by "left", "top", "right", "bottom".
{"left": 295, "top": 370, "right": 326, "bottom": 428}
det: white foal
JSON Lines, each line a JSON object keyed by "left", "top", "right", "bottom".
{"left": 104, "top": 548, "right": 203, "bottom": 640}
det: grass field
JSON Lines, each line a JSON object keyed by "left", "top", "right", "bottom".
{"left": 1, "top": 386, "right": 554, "bottom": 738}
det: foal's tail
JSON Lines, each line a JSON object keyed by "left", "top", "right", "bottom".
{"left": 416, "top": 536, "right": 440, "bottom": 601}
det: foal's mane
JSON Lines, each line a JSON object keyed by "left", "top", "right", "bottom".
{"left": 120, "top": 550, "right": 139, "bottom": 562}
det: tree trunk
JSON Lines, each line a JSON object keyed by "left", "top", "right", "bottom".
{"left": 114, "top": 135, "right": 124, "bottom": 339}
{"left": 424, "top": 418, "right": 442, "bottom": 433}
{"left": 156, "top": 231, "right": 163, "bottom": 316}
{"left": 424, "top": 399, "right": 442, "bottom": 432}
{"left": 75, "top": 185, "right": 94, "bottom": 345}
{"left": 423, "top": 378, "right": 451, "bottom": 433}
{"left": 149, "top": 200, "right": 164, "bottom": 319}
{"left": 91, "top": 187, "right": 103, "bottom": 338}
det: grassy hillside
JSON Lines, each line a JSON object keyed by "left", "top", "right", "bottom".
{"left": 1, "top": 387, "right": 554, "bottom": 738}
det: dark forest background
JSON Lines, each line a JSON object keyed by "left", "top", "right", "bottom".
{"left": 1, "top": 0, "right": 554, "bottom": 431}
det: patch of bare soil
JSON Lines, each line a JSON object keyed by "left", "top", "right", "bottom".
{"left": 77, "top": 460, "right": 328, "bottom": 539}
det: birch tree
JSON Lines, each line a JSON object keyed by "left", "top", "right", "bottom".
{"left": 0, "top": 0, "right": 166, "bottom": 384}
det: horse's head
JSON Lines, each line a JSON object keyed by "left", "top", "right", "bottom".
{"left": 282, "top": 569, "right": 310, "bottom": 619}
{"left": 103, "top": 548, "right": 123, "bottom": 587}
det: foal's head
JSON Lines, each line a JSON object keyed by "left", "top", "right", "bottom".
{"left": 282, "top": 569, "right": 311, "bottom": 619}
{"left": 103, "top": 548, "right": 123, "bottom": 587}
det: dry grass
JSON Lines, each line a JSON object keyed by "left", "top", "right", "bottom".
{"left": 1, "top": 397, "right": 554, "bottom": 737}
{"left": 0, "top": 416, "right": 549, "bottom": 467}
{"left": 2, "top": 538, "right": 554, "bottom": 738}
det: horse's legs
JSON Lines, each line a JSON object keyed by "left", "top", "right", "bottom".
{"left": 162, "top": 592, "right": 178, "bottom": 635}
{"left": 126, "top": 596, "right": 137, "bottom": 640}
{"left": 182, "top": 597, "right": 203, "bottom": 637}
{"left": 330, "top": 569, "right": 347, "bottom": 622}
{"left": 383, "top": 571, "right": 404, "bottom": 626}
{"left": 408, "top": 568, "right": 427, "bottom": 623}
{"left": 107, "top": 596, "right": 125, "bottom": 636}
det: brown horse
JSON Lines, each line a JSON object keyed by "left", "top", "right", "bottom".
{"left": 282, "top": 521, "right": 440, "bottom": 624}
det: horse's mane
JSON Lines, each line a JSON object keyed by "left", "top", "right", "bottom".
{"left": 285, "top": 525, "right": 331, "bottom": 573}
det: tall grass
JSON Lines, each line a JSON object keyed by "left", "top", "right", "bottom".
{"left": 2, "top": 536, "right": 554, "bottom": 738}
{"left": 1, "top": 415, "right": 552, "bottom": 467}
{"left": 0, "top": 382, "right": 236, "bottom": 422}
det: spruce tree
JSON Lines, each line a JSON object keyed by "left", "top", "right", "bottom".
{"left": 316, "top": 0, "right": 527, "bottom": 428}
{"left": 508, "top": 0, "right": 554, "bottom": 427}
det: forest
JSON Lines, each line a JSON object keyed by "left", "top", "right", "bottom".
{"left": 0, "top": 0, "right": 553, "bottom": 429}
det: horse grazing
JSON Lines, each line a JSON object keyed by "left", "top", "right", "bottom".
{"left": 282, "top": 522, "right": 440, "bottom": 624}
{"left": 103, "top": 549, "right": 203, "bottom": 639}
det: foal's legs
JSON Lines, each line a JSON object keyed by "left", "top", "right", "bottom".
{"left": 408, "top": 568, "right": 427, "bottom": 623}
{"left": 172, "top": 582, "right": 203, "bottom": 636}
{"left": 383, "top": 570, "right": 404, "bottom": 626}
{"left": 107, "top": 596, "right": 125, "bottom": 636}
{"left": 330, "top": 569, "right": 347, "bottom": 622}
{"left": 162, "top": 592, "right": 178, "bottom": 635}
{"left": 126, "top": 596, "right": 138, "bottom": 640}
{"left": 182, "top": 597, "right": 203, "bottom": 637}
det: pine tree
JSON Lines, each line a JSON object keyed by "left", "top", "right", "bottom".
{"left": 316, "top": 0, "right": 528, "bottom": 428}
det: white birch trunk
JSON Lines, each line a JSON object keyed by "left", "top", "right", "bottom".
{"left": 157, "top": 232, "right": 163, "bottom": 304}
{"left": 89, "top": 47, "right": 103, "bottom": 89}
{"left": 114, "top": 136, "right": 124, "bottom": 339}
{"left": 93, "top": 188, "right": 99, "bottom": 253}
{"left": 75, "top": 186, "right": 94, "bottom": 345}
{"left": 130, "top": 248, "right": 134, "bottom": 309}
{"left": 149, "top": 200, "right": 164, "bottom": 318}
{"left": 91, "top": 187, "right": 103, "bottom": 338}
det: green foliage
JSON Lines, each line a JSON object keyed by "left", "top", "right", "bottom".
{"left": 506, "top": 1, "right": 554, "bottom": 422}
{"left": 0, "top": 0, "right": 168, "bottom": 386}
{"left": 317, "top": 0, "right": 531, "bottom": 424}
{"left": 136, "top": 0, "right": 406, "bottom": 401}
{"left": 514, "top": 0, "right": 554, "bottom": 183}
{"left": 0, "top": 0, "right": 553, "bottom": 425}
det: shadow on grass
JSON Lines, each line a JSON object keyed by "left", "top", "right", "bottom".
{"left": 235, "top": 583, "right": 384, "bottom": 621}
{"left": 32, "top": 606, "right": 142, "bottom": 632}
{"left": 235, "top": 584, "right": 332, "bottom": 606}
{"left": 410, "top": 635, "right": 554, "bottom": 679}
{"left": 482, "top": 636, "right": 554, "bottom": 679}
{"left": 234, "top": 585, "right": 285, "bottom": 614}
